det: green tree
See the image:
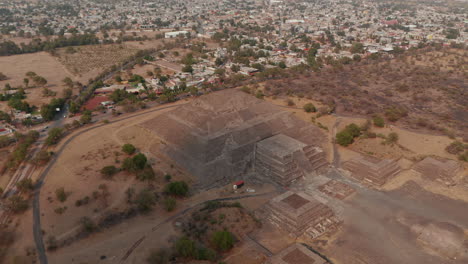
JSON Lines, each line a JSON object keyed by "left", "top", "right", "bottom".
{"left": 122, "top": 144, "right": 136, "bottom": 155}
{"left": 336, "top": 131, "right": 354, "bottom": 146}
{"left": 46, "top": 127, "right": 64, "bottom": 145}
{"left": 211, "top": 230, "right": 234, "bottom": 251}
{"left": 132, "top": 153, "right": 147, "bottom": 169}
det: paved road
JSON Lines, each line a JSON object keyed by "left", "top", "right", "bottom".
{"left": 32, "top": 104, "right": 183, "bottom": 264}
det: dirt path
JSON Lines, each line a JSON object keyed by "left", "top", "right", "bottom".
{"left": 332, "top": 117, "right": 341, "bottom": 166}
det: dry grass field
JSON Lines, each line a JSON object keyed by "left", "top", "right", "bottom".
{"left": 0, "top": 51, "right": 77, "bottom": 106}
{"left": 54, "top": 44, "right": 140, "bottom": 81}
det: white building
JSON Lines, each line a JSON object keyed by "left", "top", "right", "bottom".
{"left": 165, "top": 30, "right": 189, "bottom": 38}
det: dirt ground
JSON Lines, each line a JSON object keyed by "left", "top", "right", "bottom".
{"left": 38, "top": 106, "right": 183, "bottom": 241}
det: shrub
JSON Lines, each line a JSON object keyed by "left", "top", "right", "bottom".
{"left": 163, "top": 197, "right": 176, "bottom": 212}
{"left": 46, "top": 127, "right": 64, "bottom": 145}
{"left": 286, "top": 99, "right": 295, "bottom": 106}
{"left": 458, "top": 151, "right": 468, "bottom": 162}
{"left": 255, "top": 90, "right": 264, "bottom": 99}
{"left": 6, "top": 195, "right": 29, "bottom": 213}
{"left": 164, "top": 174, "right": 172, "bottom": 182}
{"left": 135, "top": 189, "right": 156, "bottom": 212}
{"left": 55, "top": 187, "right": 68, "bottom": 202}
{"left": 16, "top": 178, "right": 34, "bottom": 192}
{"left": 385, "top": 132, "right": 399, "bottom": 145}
{"left": 336, "top": 131, "right": 354, "bottom": 146}
{"left": 46, "top": 235, "right": 58, "bottom": 251}
{"left": 211, "top": 231, "right": 234, "bottom": 251}
{"left": 122, "top": 144, "right": 136, "bottom": 155}
{"left": 385, "top": 106, "right": 408, "bottom": 122}
{"left": 303, "top": 103, "right": 316, "bottom": 113}
{"left": 122, "top": 153, "right": 148, "bottom": 172}
{"left": 345, "top": 123, "right": 361, "bottom": 137}
{"left": 164, "top": 181, "right": 189, "bottom": 197}
{"left": 196, "top": 247, "right": 217, "bottom": 261}
{"left": 175, "top": 236, "right": 197, "bottom": 258}
{"left": 54, "top": 206, "right": 67, "bottom": 214}
{"left": 372, "top": 115, "right": 385, "bottom": 127}
{"left": 101, "top": 165, "right": 118, "bottom": 179}
{"left": 240, "top": 86, "right": 250, "bottom": 94}
{"left": 147, "top": 249, "right": 170, "bottom": 264}
{"left": 133, "top": 153, "right": 147, "bottom": 170}
{"left": 137, "top": 165, "right": 156, "bottom": 182}
{"left": 445, "top": 141, "right": 466, "bottom": 155}
{"left": 80, "top": 217, "right": 96, "bottom": 233}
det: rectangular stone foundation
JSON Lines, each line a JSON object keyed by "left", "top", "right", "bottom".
{"left": 255, "top": 134, "right": 327, "bottom": 186}
{"left": 264, "top": 191, "right": 339, "bottom": 238}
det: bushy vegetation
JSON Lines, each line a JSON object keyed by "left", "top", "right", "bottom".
{"left": 4, "top": 130, "right": 39, "bottom": 169}
{"left": 122, "top": 153, "right": 147, "bottom": 172}
{"left": 336, "top": 123, "right": 361, "bottom": 146}
{"left": 164, "top": 181, "right": 189, "bottom": 197}
{"left": 5, "top": 195, "right": 29, "bottom": 213}
{"left": 163, "top": 197, "right": 177, "bottom": 212}
{"left": 45, "top": 127, "right": 64, "bottom": 145}
{"left": 372, "top": 115, "right": 385, "bottom": 127}
{"left": 147, "top": 248, "right": 170, "bottom": 264}
{"left": 55, "top": 187, "right": 68, "bottom": 202}
{"left": 122, "top": 143, "right": 136, "bottom": 155}
{"left": 100, "top": 165, "right": 119, "bottom": 179}
{"left": 211, "top": 231, "right": 234, "bottom": 252}
{"left": 16, "top": 178, "right": 34, "bottom": 192}
{"left": 303, "top": 103, "right": 316, "bottom": 113}
{"left": 135, "top": 188, "right": 156, "bottom": 212}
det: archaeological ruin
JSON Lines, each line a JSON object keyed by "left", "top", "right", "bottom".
{"left": 413, "top": 157, "right": 461, "bottom": 185}
{"left": 140, "top": 90, "right": 327, "bottom": 188}
{"left": 255, "top": 134, "right": 327, "bottom": 186}
{"left": 318, "top": 179, "right": 355, "bottom": 200}
{"left": 343, "top": 155, "right": 401, "bottom": 186}
{"left": 269, "top": 243, "right": 327, "bottom": 264}
{"left": 264, "top": 191, "right": 340, "bottom": 239}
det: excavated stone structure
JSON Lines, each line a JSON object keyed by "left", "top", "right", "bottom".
{"left": 255, "top": 134, "right": 327, "bottom": 186}
{"left": 269, "top": 243, "right": 327, "bottom": 264}
{"left": 140, "top": 90, "right": 326, "bottom": 189}
{"left": 413, "top": 157, "right": 461, "bottom": 185}
{"left": 264, "top": 191, "right": 340, "bottom": 239}
{"left": 343, "top": 155, "right": 401, "bottom": 186}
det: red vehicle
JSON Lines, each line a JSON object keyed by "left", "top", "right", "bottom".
{"left": 233, "top": 180, "right": 244, "bottom": 190}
